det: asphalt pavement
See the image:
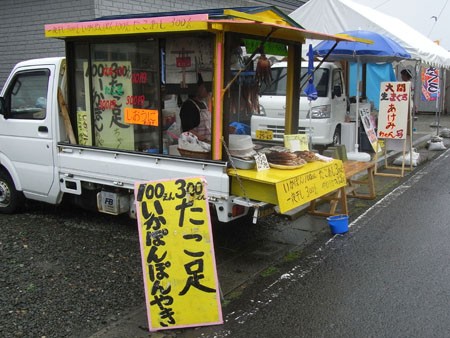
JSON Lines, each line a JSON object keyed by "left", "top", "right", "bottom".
{"left": 89, "top": 112, "right": 450, "bottom": 338}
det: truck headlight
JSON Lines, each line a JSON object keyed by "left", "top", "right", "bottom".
{"left": 306, "top": 104, "right": 331, "bottom": 119}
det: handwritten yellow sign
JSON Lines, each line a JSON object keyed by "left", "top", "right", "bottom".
{"left": 77, "top": 110, "right": 92, "bottom": 146}
{"left": 284, "top": 134, "right": 309, "bottom": 151}
{"left": 125, "top": 108, "right": 159, "bottom": 126}
{"left": 135, "top": 177, "right": 222, "bottom": 331}
{"left": 275, "top": 160, "right": 346, "bottom": 213}
{"left": 255, "top": 129, "right": 273, "bottom": 140}
{"left": 45, "top": 14, "right": 209, "bottom": 38}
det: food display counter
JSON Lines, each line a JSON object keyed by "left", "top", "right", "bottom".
{"left": 228, "top": 159, "right": 346, "bottom": 214}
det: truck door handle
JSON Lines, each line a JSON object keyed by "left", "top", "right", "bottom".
{"left": 38, "top": 126, "right": 48, "bottom": 133}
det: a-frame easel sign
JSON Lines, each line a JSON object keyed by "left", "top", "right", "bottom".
{"left": 374, "top": 80, "right": 413, "bottom": 177}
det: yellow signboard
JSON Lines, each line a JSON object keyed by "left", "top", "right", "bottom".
{"left": 275, "top": 160, "right": 346, "bottom": 213}
{"left": 135, "top": 177, "right": 222, "bottom": 331}
{"left": 45, "top": 14, "right": 209, "bottom": 38}
{"left": 77, "top": 110, "right": 92, "bottom": 146}
{"left": 284, "top": 134, "right": 309, "bottom": 151}
{"left": 229, "top": 160, "right": 346, "bottom": 214}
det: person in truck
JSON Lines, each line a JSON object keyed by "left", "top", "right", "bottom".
{"left": 179, "top": 74, "right": 211, "bottom": 142}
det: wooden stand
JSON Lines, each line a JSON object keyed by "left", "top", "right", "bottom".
{"left": 308, "top": 160, "right": 376, "bottom": 217}
{"left": 345, "top": 160, "right": 376, "bottom": 199}
{"left": 308, "top": 186, "right": 347, "bottom": 217}
{"left": 374, "top": 112, "right": 413, "bottom": 178}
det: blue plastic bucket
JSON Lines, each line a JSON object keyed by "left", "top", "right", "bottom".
{"left": 327, "top": 214, "right": 349, "bottom": 235}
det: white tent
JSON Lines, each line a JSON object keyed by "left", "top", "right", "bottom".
{"left": 290, "top": 0, "right": 450, "bottom": 68}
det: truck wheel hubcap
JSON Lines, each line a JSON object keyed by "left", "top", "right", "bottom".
{"left": 0, "top": 181, "right": 11, "bottom": 206}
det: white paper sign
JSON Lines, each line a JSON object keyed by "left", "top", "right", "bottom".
{"left": 255, "top": 153, "right": 270, "bottom": 171}
{"left": 377, "top": 81, "right": 410, "bottom": 140}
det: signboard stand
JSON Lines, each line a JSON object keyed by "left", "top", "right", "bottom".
{"left": 374, "top": 81, "right": 413, "bottom": 178}
{"left": 135, "top": 177, "right": 223, "bottom": 332}
{"left": 374, "top": 135, "right": 413, "bottom": 178}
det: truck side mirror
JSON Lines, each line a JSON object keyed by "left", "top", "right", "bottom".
{"left": 332, "top": 86, "right": 342, "bottom": 98}
{"left": 0, "top": 97, "right": 5, "bottom": 116}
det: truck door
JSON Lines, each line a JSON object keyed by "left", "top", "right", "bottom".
{"left": 331, "top": 68, "right": 347, "bottom": 121}
{"left": 0, "top": 66, "right": 55, "bottom": 197}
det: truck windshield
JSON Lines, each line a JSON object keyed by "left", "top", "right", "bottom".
{"left": 260, "top": 67, "right": 329, "bottom": 97}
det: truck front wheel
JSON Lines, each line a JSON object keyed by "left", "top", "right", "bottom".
{"left": 0, "top": 171, "right": 22, "bottom": 214}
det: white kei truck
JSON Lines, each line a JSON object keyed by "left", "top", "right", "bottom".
{"left": 251, "top": 61, "right": 348, "bottom": 146}
{"left": 0, "top": 7, "right": 352, "bottom": 223}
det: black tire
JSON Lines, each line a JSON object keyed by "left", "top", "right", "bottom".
{"left": 0, "top": 170, "right": 22, "bottom": 214}
{"left": 332, "top": 126, "right": 341, "bottom": 146}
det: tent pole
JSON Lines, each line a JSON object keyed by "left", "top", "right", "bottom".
{"left": 355, "top": 57, "right": 361, "bottom": 153}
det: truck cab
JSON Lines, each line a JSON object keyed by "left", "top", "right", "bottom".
{"left": 251, "top": 61, "right": 348, "bottom": 146}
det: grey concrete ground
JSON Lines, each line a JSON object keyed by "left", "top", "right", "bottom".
{"left": 90, "top": 111, "right": 450, "bottom": 338}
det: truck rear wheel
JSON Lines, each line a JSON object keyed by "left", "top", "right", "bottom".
{"left": 0, "top": 171, "right": 22, "bottom": 214}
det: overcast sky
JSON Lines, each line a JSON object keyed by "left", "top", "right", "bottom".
{"left": 352, "top": 0, "right": 450, "bottom": 50}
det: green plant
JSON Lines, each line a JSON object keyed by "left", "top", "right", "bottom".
{"left": 260, "top": 266, "right": 279, "bottom": 277}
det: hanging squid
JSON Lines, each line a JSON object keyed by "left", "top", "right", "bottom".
{"left": 255, "top": 52, "right": 272, "bottom": 87}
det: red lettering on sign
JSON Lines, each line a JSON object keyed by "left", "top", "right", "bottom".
{"left": 132, "top": 72, "right": 148, "bottom": 84}
{"left": 126, "top": 95, "right": 146, "bottom": 107}
{"left": 176, "top": 57, "right": 191, "bottom": 67}
{"left": 99, "top": 99, "right": 117, "bottom": 110}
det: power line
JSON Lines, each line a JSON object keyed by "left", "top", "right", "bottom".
{"left": 428, "top": 0, "right": 449, "bottom": 37}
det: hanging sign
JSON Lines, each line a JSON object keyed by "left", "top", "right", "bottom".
{"left": 421, "top": 66, "right": 440, "bottom": 102}
{"left": 135, "top": 177, "right": 222, "bottom": 332}
{"left": 377, "top": 81, "right": 410, "bottom": 140}
{"left": 84, "top": 61, "right": 134, "bottom": 149}
{"left": 165, "top": 37, "right": 213, "bottom": 86}
{"left": 77, "top": 110, "right": 91, "bottom": 146}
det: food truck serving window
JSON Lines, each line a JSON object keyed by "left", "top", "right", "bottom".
{"left": 71, "top": 40, "right": 160, "bottom": 151}
{"left": 68, "top": 35, "right": 214, "bottom": 155}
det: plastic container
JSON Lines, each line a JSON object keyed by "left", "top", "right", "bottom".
{"left": 327, "top": 214, "right": 349, "bottom": 235}
{"left": 229, "top": 156, "right": 255, "bottom": 169}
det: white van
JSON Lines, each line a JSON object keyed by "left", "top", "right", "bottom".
{"left": 251, "top": 61, "right": 348, "bottom": 146}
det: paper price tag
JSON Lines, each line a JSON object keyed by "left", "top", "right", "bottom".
{"left": 255, "top": 153, "right": 270, "bottom": 171}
